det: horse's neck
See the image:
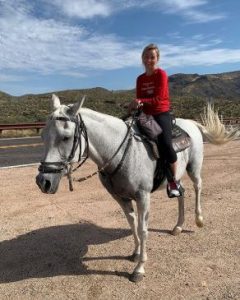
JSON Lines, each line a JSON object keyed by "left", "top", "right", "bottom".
{"left": 81, "top": 109, "right": 128, "bottom": 167}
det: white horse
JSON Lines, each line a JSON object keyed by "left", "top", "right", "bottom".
{"left": 36, "top": 94, "right": 239, "bottom": 282}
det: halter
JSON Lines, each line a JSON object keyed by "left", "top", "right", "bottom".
{"left": 38, "top": 113, "right": 89, "bottom": 190}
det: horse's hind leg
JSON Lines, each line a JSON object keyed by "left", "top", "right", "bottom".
{"left": 194, "top": 176, "right": 203, "bottom": 227}
{"left": 187, "top": 164, "right": 203, "bottom": 228}
{"left": 113, "top": 196, "right": 140, "bottom": 261}
{"left": 172, "top": 194, "right": 185, "bottom": 235}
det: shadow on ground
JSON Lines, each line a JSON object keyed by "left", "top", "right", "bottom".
{"left": 0, "top": 222, "right": 195, "bottom": 283}
{"left": 0, "top": 222, "right": 132, "bottom": 283}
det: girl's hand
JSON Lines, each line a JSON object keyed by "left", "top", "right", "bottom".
{"left": 128, "top": 99, "right": 142, "bottom": 113}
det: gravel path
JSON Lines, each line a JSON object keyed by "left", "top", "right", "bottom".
{"left": 0, "top": 140, "right": 239, "bottom": 299}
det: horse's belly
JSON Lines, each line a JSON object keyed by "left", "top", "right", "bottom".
{"left": 99, "top": 171, "right": 153, "bottom": 199}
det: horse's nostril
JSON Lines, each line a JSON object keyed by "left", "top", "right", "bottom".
{"left": 36, "top": 174, "right": 52, "bottom": 193}
{"left": 44, "top": 179, "right": 51, "bottom": 192}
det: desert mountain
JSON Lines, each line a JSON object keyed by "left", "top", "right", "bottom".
{"left": 169, "top": 71, "right": 240, "bottom": 100}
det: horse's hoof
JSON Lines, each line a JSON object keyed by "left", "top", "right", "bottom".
{"left": 128, "top": 253, "right": 140, "bottom": 262}
{"left": 196, "top": 216, "right": 204, "bottom": 227}
{"left": 172, "top": 226, "right": 182, "bottom": 236}
{"left": 129, "top": 272, "right": 144, "bottom": 283}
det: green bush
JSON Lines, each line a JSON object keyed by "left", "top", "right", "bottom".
{"left": 0, "top": 89, "right": 239, "bottom": 124}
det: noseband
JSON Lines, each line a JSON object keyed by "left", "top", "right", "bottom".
{"left": 38, "top": 114, "right": 89, "bottom": 185}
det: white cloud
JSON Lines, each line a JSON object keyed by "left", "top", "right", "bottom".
{"left": 0, "top": 74, "right": 25, "bottom": 82}
{"left": 160, "top": 0, "right": 207, "bottom": 11}
{"left": 0, "top": 0, "right": 32, "bottom": 17}
{"left": 50, "top": 0, "right": 111, "bottom": 19}
{"left": 182, "top": 9, "right": 225, "bottom": 23}
{"left": 0, "top": 17, "right": 86, "bottom": 72}
{"left": 153, "top": 0, "right": 225, "bottom": 23}
{"left": 161, "top": 44, "right": 240, "bottom": 68}
{"left": 0, "top": 1, "right": 141, "bottom": 74}
{"left": 61, "top": 71, "right": 87, "bottom": 78}
{"left": 103, "top": 0, "right": 225, "bottom": 23}
{"left": 36, "top": 0, "right": 225, "bottom": 23}
{"left": 0, "top": 0, "right": 238, "bottom": 81}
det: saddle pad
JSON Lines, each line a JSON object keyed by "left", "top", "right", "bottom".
{"left": 172, "top": 125, "right": 191, "bottom": 153}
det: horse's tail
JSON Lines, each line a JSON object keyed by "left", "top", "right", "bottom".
{"left": 190, "top": 104, "right": 239, "bottom": 145}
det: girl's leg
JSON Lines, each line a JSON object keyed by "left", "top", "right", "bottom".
{"left": 154, "top": 112, "right": 181, "bottom": 197}
{"left": 170, "top": 161, "right": 178, "bottom": 179}
{"left": 154, "top": 112, "right": 177, "bottom": 167}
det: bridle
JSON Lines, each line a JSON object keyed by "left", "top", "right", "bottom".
{"left": 38, "top": 110, "right": 136, "bottom": 192}
{"left": 38, "top": 113, "right": 89, "bottom": 190}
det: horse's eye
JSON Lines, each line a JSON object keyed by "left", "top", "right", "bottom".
{"left": 63, "top": 137, "right": 69, "bottom": 142}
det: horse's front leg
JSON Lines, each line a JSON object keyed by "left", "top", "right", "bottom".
{"left": 113, "top": 196, "right": 140, "bottom": 261}
{"left": 130, "top": 191, "right": 150, "bottom": 282}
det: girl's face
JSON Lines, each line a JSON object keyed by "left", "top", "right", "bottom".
{"left": 142, "top": 49, "right": 159, "bottom": 74}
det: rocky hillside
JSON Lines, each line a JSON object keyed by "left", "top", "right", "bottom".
{"left": 0, "top": 71, "right": 240, "bottom": 123}
{"left": 169, "top": 71, "right": 240, "bottom": 100}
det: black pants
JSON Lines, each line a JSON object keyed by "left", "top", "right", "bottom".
{"left": 153, "top": 111, "right": 177, "bottom": 164}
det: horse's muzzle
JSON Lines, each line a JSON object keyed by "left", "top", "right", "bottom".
{"left": 36, "top": 172, "right": 62, "bottom": 194}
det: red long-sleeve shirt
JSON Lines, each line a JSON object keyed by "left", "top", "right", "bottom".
{"left": 136, "top": 68, "right": 170, "bottom": 115}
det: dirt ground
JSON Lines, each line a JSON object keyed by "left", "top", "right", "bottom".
{"left": 0, "top": 140, "right": 239, "bottom": 300}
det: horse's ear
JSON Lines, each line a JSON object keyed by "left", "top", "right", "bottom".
{"left": 51, "top": 94, "right": 61, "bottom": 111}
{"left": 71, "top": 95, "right": 86, "bottom": 116}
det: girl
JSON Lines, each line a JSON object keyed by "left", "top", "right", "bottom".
{"left": 129, "top": 43, "right": 181, "bottom": 198}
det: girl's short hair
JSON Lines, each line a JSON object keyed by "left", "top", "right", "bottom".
{"left": 142, "top": 43, "right": 160, "bottom": 60}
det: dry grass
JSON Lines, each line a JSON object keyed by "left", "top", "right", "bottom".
{"left": 0, "top": 129, "right": 42, "bottom": 138}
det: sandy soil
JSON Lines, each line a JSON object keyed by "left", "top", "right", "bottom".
{"left": 0, "top": 140, "right": 239, "bottom": 300}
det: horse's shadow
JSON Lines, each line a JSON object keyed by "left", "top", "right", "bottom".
{"left": 0, "top": 223, "right": 194, "bottom": 283}
{"left": 0, "top": 222, "right": 132, "bottom": 283}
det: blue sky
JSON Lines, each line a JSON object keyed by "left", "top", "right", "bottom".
{"left": 1, "top": 0, "right": 240, "bottom": 96}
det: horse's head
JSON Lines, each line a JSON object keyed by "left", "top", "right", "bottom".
{"left": 36, "top": 94, "right": 86, "bottom": 194}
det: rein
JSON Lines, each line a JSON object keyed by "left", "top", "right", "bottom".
{"left": 39, "top": 111, "right": 136, "bottom": 191}
{"left": 74, "top": 115, "right": 135, "bottom": 183}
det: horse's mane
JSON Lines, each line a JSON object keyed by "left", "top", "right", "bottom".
{"left": 81, "top": 108, "right": 125, "bottom": 126}
{"left": 49, "top": 105, "right": 125, "bottom": 126}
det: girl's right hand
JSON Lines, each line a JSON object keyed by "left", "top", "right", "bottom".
{"left": 128, "top": 99, "right": 142, "bottom": 114}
